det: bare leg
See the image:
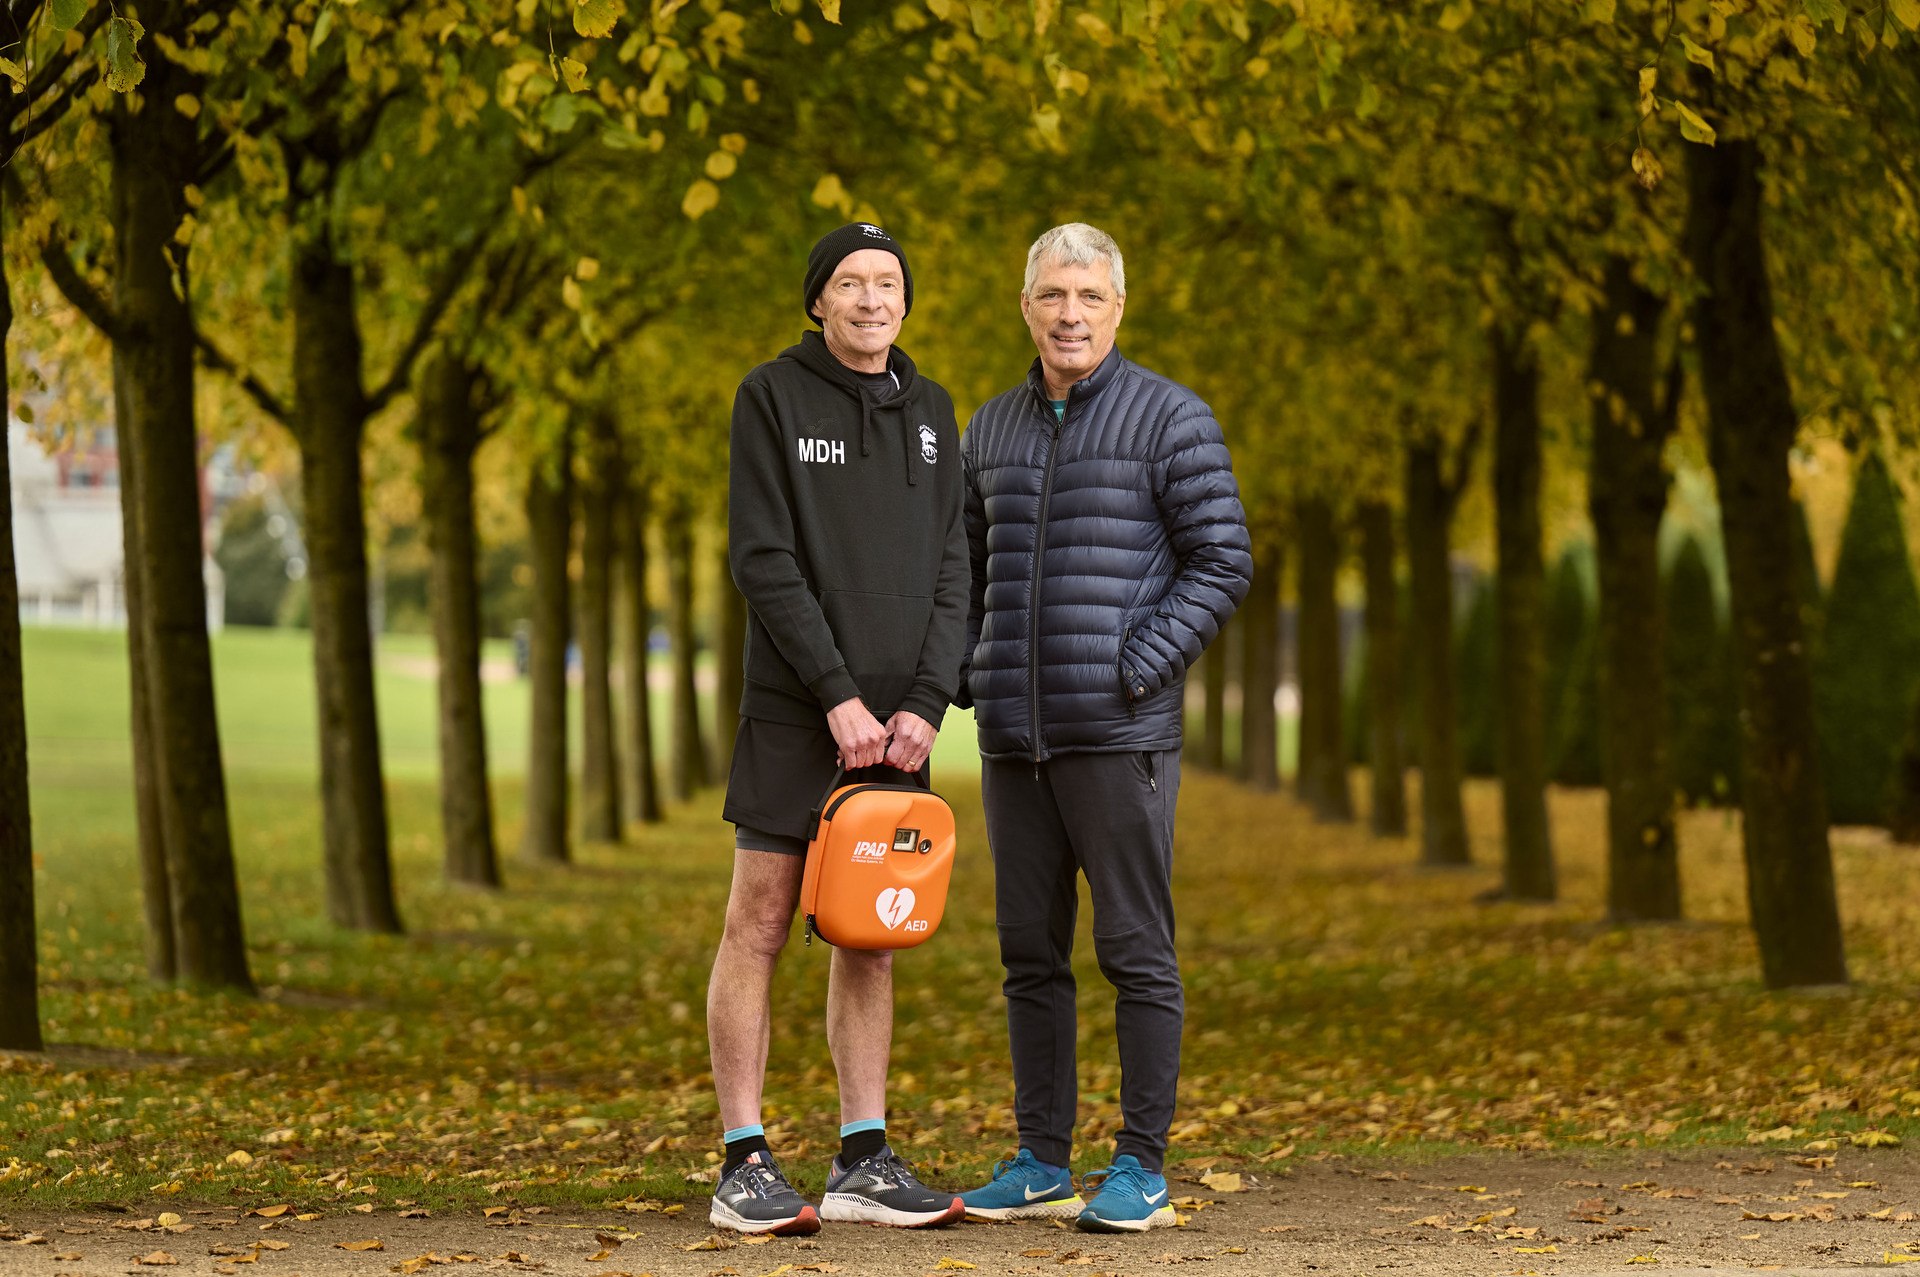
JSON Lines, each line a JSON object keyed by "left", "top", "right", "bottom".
{"left": 827, "top": 946, "right": 893, "bottom": 1128}
{"left": 708, "top": 849, "right": 805, "bottom": 1131}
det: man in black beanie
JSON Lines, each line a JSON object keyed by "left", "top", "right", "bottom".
{"left": 704, "top": 224, "right": 967, "bottom": 1235}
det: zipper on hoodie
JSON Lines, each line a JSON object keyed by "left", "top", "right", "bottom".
{"left": 1028, "top": 409, "right": 1064, "bottom": 767}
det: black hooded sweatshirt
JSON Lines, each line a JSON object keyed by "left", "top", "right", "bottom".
{"left": 727, "top": 330, "right": 967, "bottom": 732}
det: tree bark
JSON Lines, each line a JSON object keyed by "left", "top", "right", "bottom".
{"left": 578, "top": 413, "right": 621, "bottom": 845}
{"left": 1359, "top": 500, "right": 1408, "bottom": 837}
{"left": 1686, "top": 136, "right": 1847, "bottom": 987}
{"left": 713, "top": 535, "right": 746, "bottom": 776}
{"left": 1490, "top": 325, "right": 1556, "bottom": 901}
{"left": 418, "top": 350, "right": 498, "bottom": 889}
{"left": 1406, "top": 439, "right": 1471, "bottom": 867}
{"left": 1239, "top": 531, "right": 1282, "bottom": 792}
{"left": 666, "top": 511, "right": 709, "bottom": 801}
{"left": 0, "top": 231, "right": 43, "bottom": 1050}
{"left": 1588, "top": 255, "right": 1681, "bottom": 921}
{"left": 111, "top": 55, "right": 254, "bottom": 989}
{"left": 620, "top": 488, "right": 662, "bottom": 825}
{"left": 1296, "top": 497, "right": 1353, "bottom": 820}
{"left": 523, "top": 430, "right": 574, "bottom": 864}
{"left": 114, "top": 348, "right": 174, "bottom": 981}
{"left": 291, "top": 239, "right": 400, "bottom": 933}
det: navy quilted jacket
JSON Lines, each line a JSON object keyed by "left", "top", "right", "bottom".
{"left": 959, "top": 347, "right": 1252, "bottom": 761}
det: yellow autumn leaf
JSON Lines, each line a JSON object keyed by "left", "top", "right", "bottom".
{"left": 1680, "top": 35, "right": 1714, "bottom": 72}
{"left": 1884, "top": 1254, "right": 1920, "bottom": 1265}
{"left": 809, "top": 172, "right": 847, "bottom": 210}
{"left": 1673, "top": 99, "right": 1715, "bottom": 145}
{"left": 681, "top": 178, "right": 721, "bottom": 220}
{"left": 336, "top": 1240, "right": 384, "bottom": 1252}
{"left": 1586, "top": 0, "right": 1615, "bottom": 20}
{"left": 575, "top": 257, "right": 600, "bottom": 281}
{"left": 816, "top": 0, "right": 841, "bottom": 22}
{"left": 560, "top": 56, "right": 588, "bottom": 92}
{"left": 224, "top": 1150, "right": 252, "bottom": 1166}
{"left": 1514, "top": 1245, "right": 1558, "bottom": 1254}
{"left": 704, "top": 150, "right": 738, "bottom": 180}
{"left": 1626, "top": 1258, "right": 1659, "bottom": 1266}
{"left": 1200, "top": 1171, "right": 1244, "bottom": 1192}
{"left": 933, "top": 1261, "right": 976, "bottom": 1272}
{"left": 718, "top": 132, "right": 747, "bottom": 154}
{"left": 1893, "top": 0, "right": 1920, "bottom": 30}
{"left": 1852, "top": 1131, "right": 1902, "bottom": 1148}
{"left": 573, "top": 0, "right": 621, "bottom": 39}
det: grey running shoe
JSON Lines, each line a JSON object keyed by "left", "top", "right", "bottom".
{"left": 819, "top": 1145, "right": 965, "bottom": 1228}
{"left": 709, "top": 1151, "right": 821, "bottom": 1235}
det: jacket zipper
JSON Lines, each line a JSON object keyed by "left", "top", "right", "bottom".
{"left": 1123, "top": 624, "right": 1137, "bottom": 720}
{"left": 1029, "top": 413, "right": 1063, "bottom": 773}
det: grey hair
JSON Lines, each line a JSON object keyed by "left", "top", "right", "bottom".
{"left": 1023, "top": 222, "right": 1126, "bottom": 298}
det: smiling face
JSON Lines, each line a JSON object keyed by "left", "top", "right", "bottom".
{"left": 811, "top": 248, "right": 906, "bottom": 374}
{"left": 1021, "top": 254, "right": 1125, "bottom": 400}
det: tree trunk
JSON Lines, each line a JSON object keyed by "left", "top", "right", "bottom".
{"left": 666, "top": 511, "right": 709, "bottom": 801}
{"left": 578, "top": 413, "right": 621, "bottom": 845}
{"left": 1686, "top": 136, "right": 1847, "bottom": 987}
{"left": 419, "top": 350, "right": 498, "bottom": 889}
{"left": 523, "top": 430, "right": 574, "bottom": 864}
{"left": 291, "top": 239, "right": 400, "bottom": 933}
{"left": 1359, "top": 500, "right": 1408, "bottom": 837}
{"left": 1239, "top": 531, "right": 1282, "bottom": 791}
{"left": 1199, "top": 639, "right": 1228, "bottom": 771}
{"left": 1490, "top": 325, "right": 1556, "bottom": 901}
{"left": 0, "top": 236, "right": 43, "bottom": 1050}
{"left": 1406, "top": 440, "right": 1471, "bottom": 866}
{"left": 713, "top": 535, "right": 746, "bottom": 776}
{"left": 1296, "top": 497, "right": 1353, "bottom": 820}
{"left": 1892, "top": 689, "right": 1920, "bottom": 845}
{"left": 111, "top": 61, "right": 254, "bottom": 989}
{"left": 1588, "top": 255, "right": 1681, "bottom": 921}
{"left": 621, "top": 489, "right": 662, "bottom": 825}
{"left": 114, "top": 348, "right": 174, "bottom": 981}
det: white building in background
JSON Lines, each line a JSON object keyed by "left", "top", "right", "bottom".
{"left": 7, "top": 420, "right": 224, "bottom": 632}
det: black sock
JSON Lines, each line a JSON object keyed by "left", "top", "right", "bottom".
{"left": 839, "top": 1126, "right": 887, "bottom": 1166}
{"left": 722, "top": 1132, "right": 770, "bottom": 1176}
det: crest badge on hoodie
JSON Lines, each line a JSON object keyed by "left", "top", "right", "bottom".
{"left": 919, "top": 424, "right": 938, "bottom": 465}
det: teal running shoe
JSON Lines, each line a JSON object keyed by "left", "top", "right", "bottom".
{"left": 1075, "top": 1154, "right": 1175, "bottom": 1232}
{"left": 960, "top": 1148, "right": 1084, "bottom": 1221}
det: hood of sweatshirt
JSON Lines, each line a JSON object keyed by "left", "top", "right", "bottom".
{"left": 778, "top": 330, "right": 927, "bottom": 485}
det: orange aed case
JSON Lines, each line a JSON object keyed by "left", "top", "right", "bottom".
{"left": 800, "top": 773, "right": 956, "bottom": 950}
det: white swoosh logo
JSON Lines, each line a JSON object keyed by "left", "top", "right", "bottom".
{"left": 1024, "top": 1183, "right": 1060, "bottom": 1201}
{"left": 1145, "top": 1187, "right": 1167, "bottom": 1204}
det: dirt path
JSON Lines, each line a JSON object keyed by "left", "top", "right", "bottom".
{"left": 6, "top": 1150, "right": 1919, "bottom": 1277}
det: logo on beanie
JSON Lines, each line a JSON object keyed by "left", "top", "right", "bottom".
{"left": 919, "top": 424, "right": 937, "bottom": 464}
{"left": 859, "top": 223, "right": 889, "bottom": 240}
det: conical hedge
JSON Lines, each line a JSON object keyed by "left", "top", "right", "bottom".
{"left": 1457, "top": 573, "right": 1498, "bottom": 778}
{"left": 1664, "top": 535, "right": 1741, "bottom": 806}
{"left": 1544, "top": 545, "right": 1602, "bottom": 786}
{"left": 1813, "top": 453, "right": 1920, "bottom": 826}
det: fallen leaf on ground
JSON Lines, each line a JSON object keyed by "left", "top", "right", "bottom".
{"left": 1514, "top": 1245, "right": 1558, "bottom": 1254}
{"left": 255, "top": 1240, "right": 291, "bottom": 1251}
{"left": 136, "top": 1251, "right": 177, "bottom": 1265}
{"left": 932, "top": 1261, "right": 977, "bottom": 1271}
{"left": 1199, "top": 1172, "right": 1243, "bottom": 1193}
{"left": 337, "top": 1239, "right": 385, "bottom": 1251}
{"left": 1741, "top": 1211, "right": 1799, "bottom": 1223}
{"left": 251, "top": 1207, "right": 290, "bottom": 1220}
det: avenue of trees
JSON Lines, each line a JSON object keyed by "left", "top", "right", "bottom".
{"left": 4, "top": 0, "right": 1920, "bottom": 1053}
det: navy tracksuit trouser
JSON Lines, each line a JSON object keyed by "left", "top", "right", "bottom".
{"left": 980, "top": 748, "right": 1184, "bottom": 1173}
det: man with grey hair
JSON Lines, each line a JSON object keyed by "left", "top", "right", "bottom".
{"left": 957, "top": 223, "right": 1252, "bottom": 1232}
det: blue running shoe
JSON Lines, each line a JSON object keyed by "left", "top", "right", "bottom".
{"left": 1075, "top": 1154, "right": 1175, "bottom": 1233}
{"left": 960, "top": 1148, "right": 1084, "bottom": 1221}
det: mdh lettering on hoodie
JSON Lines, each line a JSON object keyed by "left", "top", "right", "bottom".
{"left": 798, "top": 436, "right": 846, "bottom": 464}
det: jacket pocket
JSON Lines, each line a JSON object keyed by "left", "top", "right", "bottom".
{"left": 819, "top": 590, "right": 934, "bottom": 714}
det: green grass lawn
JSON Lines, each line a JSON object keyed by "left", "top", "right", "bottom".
{"left": 5, "top": 624, "right": 1920, "bottom": 1214}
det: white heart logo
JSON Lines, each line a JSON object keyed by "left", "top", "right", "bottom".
{"left": 876, "top": 887, "right": 916, "bottom": 930}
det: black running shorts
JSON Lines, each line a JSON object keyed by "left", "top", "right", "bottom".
{"left": 722, "top": 717, "right": 928, "bottom": 851}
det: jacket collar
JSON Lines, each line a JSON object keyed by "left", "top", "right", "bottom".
{"left": 1025, "top": 344, "right": 1125, "bottom": 414}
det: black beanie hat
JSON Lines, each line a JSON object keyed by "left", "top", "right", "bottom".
{"left": 803, "top": 223, "right": 912, "bottom": 325}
